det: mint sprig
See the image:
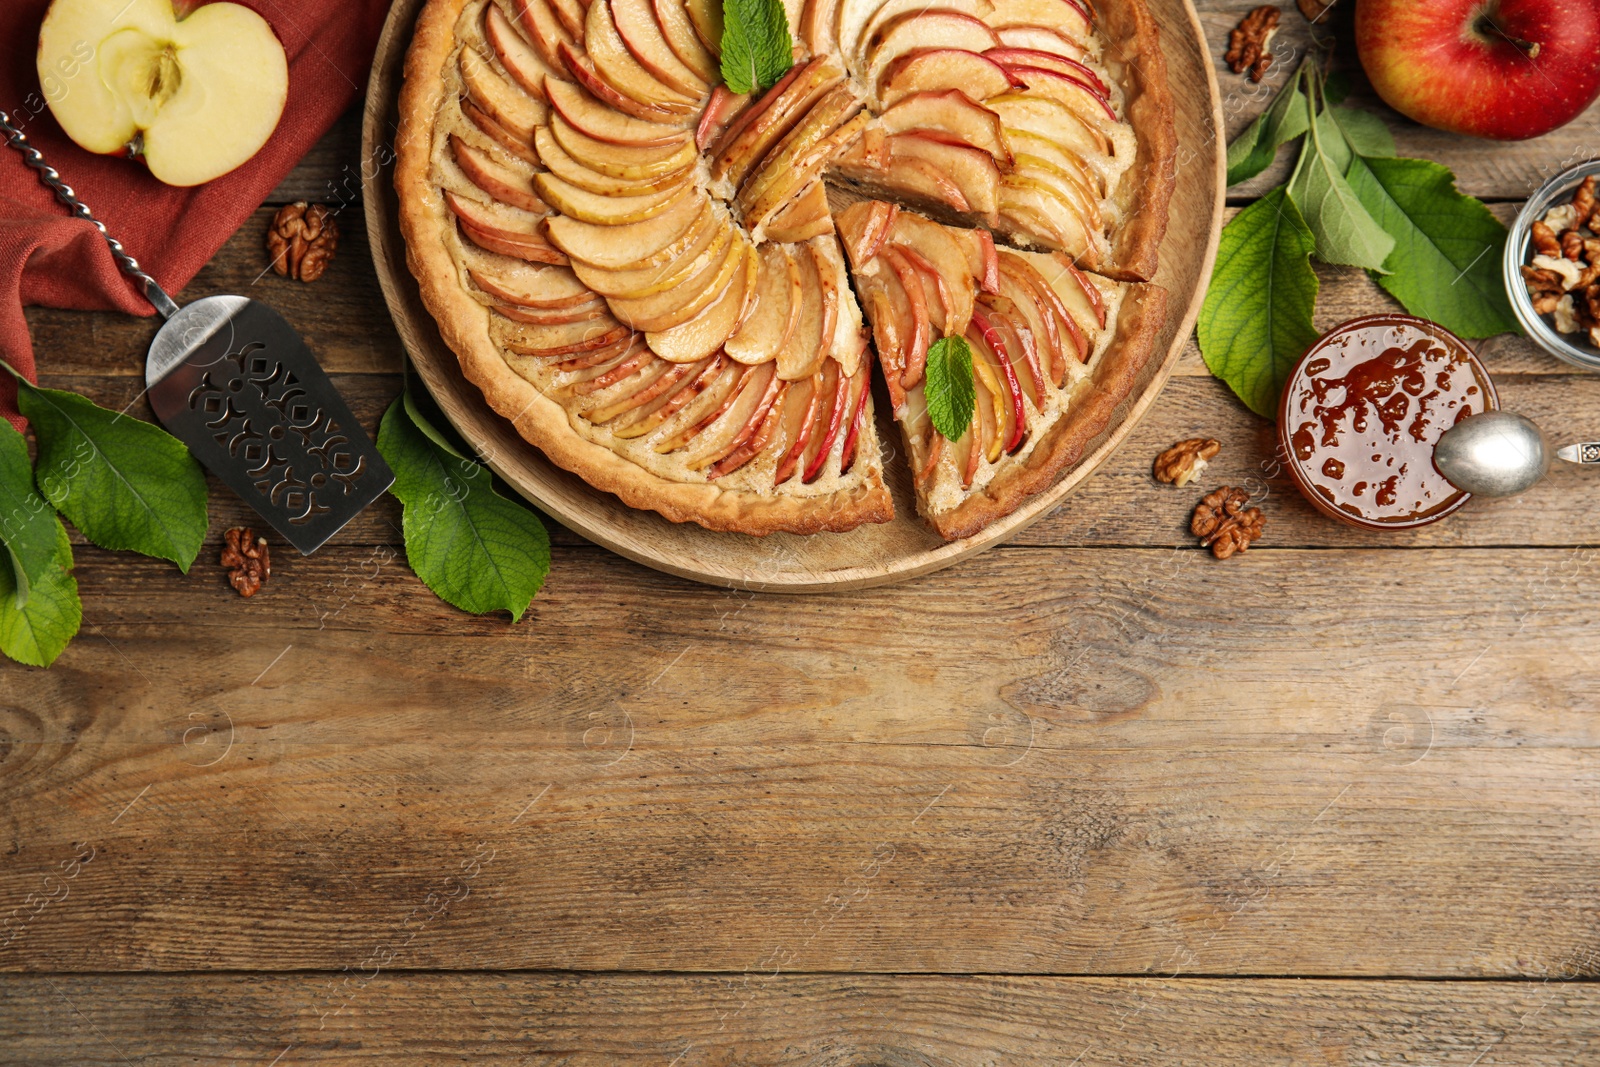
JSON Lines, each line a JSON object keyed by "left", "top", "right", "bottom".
{"left": 925, "top": 335, "right": 976, "bottom": 441}
{"left": 720, "top": 0, "right": 793, "bottom": 94}
{"left": 377, "top": 393, "right": 550, "bottom": 620}
{"left": 17, "top": 381, "right": 209, "bottom": 572}
{"left": 1200, "top": 58, "right": 1515, "bottom": 419}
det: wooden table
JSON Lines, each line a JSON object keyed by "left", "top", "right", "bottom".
{"left": 5, "top": 3, "right": 1600, "bottom": 1061}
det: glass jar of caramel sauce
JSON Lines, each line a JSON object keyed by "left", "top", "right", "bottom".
{"left": 1278, "top": 315, "right": 1499, "bottom": 531}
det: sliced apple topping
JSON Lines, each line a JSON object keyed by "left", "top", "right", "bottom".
{"left": 499, "top": 313, "right": 636, "bottom": 356}
{"left": 879, "top": 48, "right": 1022, "bottom": 109}
{"left": 447, "top": 190, "right": 567, "bottom": 264}
{"left": 762, "top": 179, "right": 835, "bottom": 242}
{"left": 469, "top": 261, "right": 592, "bottom": 308}
{"left": 558, "top": 41, "right": 696, "bottom": 124}
{"left": 994, "top": 22, "right": 1090, "bottom": 61}
{"left": 802, "top": 360, "right": 849, "bottom": 482}
{"left": 777, "top": 241, "right": 832, "bottom": 381}
{"left": 609, "top": 224, "right": 748, "bottom": 331}
{"left": 700, "top": 368, "right": 786, "bottom": 475}
{"left": 451, "top": 134, "right": 549, "bottom": 215}
{"left": 737, "top": 86, "right": 868, "bottom": 230}
{"left": 573, "top": 212, "right": 729, "bottom": 298}
{"left": 495, "top": 297, "right": 612, "bottom": 325}
{"left": 983, "top": 0, "right": 1094, "bottom": 46}
{"left": 460, "top": 43, "right": 548, "bottom": 138}
{"left": 697, "top": 86, "right": 750, "bottom": 149}
{"left": 710, "top": 57, "right": 847, "bottom": 190}
{"left": 486, "top": 1, "right": 565, "bottom": 98}
{"left": 611, "top": 353, "right": 728, "bottom": 439}
{"left": 584, "top": 0, "right": 702, "bottom": 111}
{"left": 549, "top": 113, "right": 698, "bottom": 178}
{"left": 983, "top": 47, "right": 1108, "bottom": 99}
{"left": 612, "top": 0, "right": 710, "bottom": 96}
{"left": 511, "top": 0, "right": 579, "bottom": 73}
{"left": 864, "top": 11, "right": 1001, "bottom": 89}
{"left": 546, "top": 191, "right": 707, "bottom": 268}
{"left": 852, "top": 0, "right": 996, "bottom": 67}
{"left": 726, "top": 244, "right": 800, "bottom": 365}
{"left": 535, "top": 169, "right": 695, "bottom": 224}
{"left": 463, "top": 99, "right": 541, "bottom": 167}
{"left": 534, "top": 127, "right": 691, "bottom": 197}
{"left": 647, "top": 240, "right": 759, "bottom": 361}
{"left": 586, "top": 356, "right": 707, "bottom": 424}
{"left": 546, "top": 78, "right": 694, "bottom": 146}
{"left": 657, "top": 0, "right": 721, "bottom": 82}
{"left": 773, "top": 371, "right": 822, "bottom": 484}
{"left": 879, "top": 90, "right": 1010, "bottom": 164}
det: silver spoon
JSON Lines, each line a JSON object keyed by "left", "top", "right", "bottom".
{"left": 1434, "top": 411, "right": 1552, "bottom": 497}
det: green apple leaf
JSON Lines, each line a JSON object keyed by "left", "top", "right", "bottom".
{"left": 1288, "top": 91, "right": 1394, "bottom": 272}
{"left": 0, "top": 520, "right": 80, "bottom": 668}
{"left": 1329, "top": 106, "right": 1395, "bottom": 159}
{"left": 16, "top": 383, "right": 208, "bottom": 572}
{"left": 720, "top": 0, "right": 793, "bottom": 94}
{"left": 377, "top": 395, "right": 550, "bottom": 620}
{"left": 0, "top": 419, "right": 60, "bottom": 608}
{"left": 925, "top": 335, "right": 976, "bottom": 441}
{"left": 1198, "top": 187, "right": 1321, "bottom": 419}
{"left": 1347, "top": 155, "right": 1519, "bottom": 339}
{"left": 1226, "top": 67, "right": 1310, "bottom": 187}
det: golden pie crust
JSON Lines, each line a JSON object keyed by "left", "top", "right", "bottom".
{"left": 395, "top": 0, "right": 1177, "bottom": 539}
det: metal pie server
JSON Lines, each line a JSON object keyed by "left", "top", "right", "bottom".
{"left": 2, "top": 110, "right": 392, "bottom": 554}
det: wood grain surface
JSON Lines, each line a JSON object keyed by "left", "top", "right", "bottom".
{"left": 6, "top": 0, "right": 1600, "bottom": 1062}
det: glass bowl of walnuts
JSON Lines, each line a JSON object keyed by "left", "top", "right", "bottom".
{"left": 1507, "top": 159, "right": 1600, "bottom": 372}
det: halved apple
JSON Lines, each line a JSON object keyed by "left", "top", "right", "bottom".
{"left": 546, "top": 192, "right": 707, "bottom": 267}
{"left": 711, "top": 58, "right": 846, "bottom": 189}
{"left": 879, "top": 90, "right": 1009, "bottom": 163}
{"left": 39, "top": 0, "right": 288, "bottom": 187}
{"left": 880, "top": 49, "right": 1021, "bottom": 108}
{"left": 864, "top": 11, "right": 1000, "bottom": 88}
{"left": 726, "top": 245, "right": 799, "bottom": 365}
{"left": 609, "top": 227, "right": 749, "bottom": 331}
{"left": 612, "top": 0, "right": 709, "bottom": 96}
{"left": 485, "top": 3, "right": 566, "bottom": 98}
{"left": 469, "top": 263, "right": 593, "bottom": 309}
{"left": 550, "top": 113, "right": 698, "bottom": 178}
{"left": 983, "top": 46, "right": 1108, "bottom": 98}
{"left": 512, "top": 0, "right": 578, "bottom": 72}
{"left": 452, "top": 134, "right": 548, "bottom": 215}
{"left": 546, "top": 78, "right": 692, "bottom": 147}
{"left": 461, "top": 44, "right": 548, "bottom": 140}
{"left": 763, "top": 180, "right": 834, "bottom": 242}
{"left": 985, "top": 0, "right": 1092, "bottom": 39}
{"left": 559, "top": 41, "right": 694, "bottom": 124}
{"left": 656, "top": 0, "right": 721, "bottom": 81}
{"left": 852, "top": 0, "right": 996, "bottom": 64}
{"left": 585, "top": 0, "right": 701, "bottom": 111}
{"left": 649, "top": 242, "right": 758, "bottom": 362}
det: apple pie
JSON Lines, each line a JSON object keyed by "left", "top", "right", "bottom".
{"left": 395, "top": 0, "right": 1174, "bottom": 537}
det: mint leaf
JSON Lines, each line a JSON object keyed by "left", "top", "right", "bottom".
{"left": 1329, "top": 106, "right": 1395, "bottom": 159}
{"left": 0, "top": 419, "right": 60, "bottom": 608}
{"left": 1347, "top": 156, "right": 1518, "bottom": 340}
{"left": 1226, "top": 69, "right": 1309, "bottom": 186}
{"left": 0, "top": 520, "right": 80, "bottom": 668}
{"left": 378, "top": 395, "right": 550, "bottom": 620}
{"left": 1199, "top": 187, "right": 1320, "bottom": 419}
{"left": 17, "top": 384, "right": 208, "bottom": 572}
{"left": 721, "top": 0, "right": 792, "bottom": 93}
{"left": 1288, "top": 92, "right": 1394, "bottom": 272}
{"left": 925, "top": 335, "right": 976, "bottom": 441}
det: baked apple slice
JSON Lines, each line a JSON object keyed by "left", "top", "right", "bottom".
{"left": 511, "top": 0, "right": 578, "bottom": 72}
{"left": 994, "top": 22, "right": 1090, "bottom": 61}
{"left": 533, "top": 127, "right": 693, "bottom": 196}
{"left": 612, "top": 0, "right": 710, "bottom": 96}
{"left": 545, "top": 191, "right": 706, "bottom": 267}
{"left": 879, "top": 49, "right": 1021, "bottom": 108}
{"left": 725, "top": 244, "right": 801, "bottom": 365}
{"left": 584, "top": 0, "right": 701, "bottom": 110}
{"left": 710, "top": 57, "right": 847, "bottom": 190}
{"left": 983, "top": 47, "right": 1108, "bottom": 98}
{"left": 879, "top": 90, "right": 1010, "bottom": 163}
{"left": 546, "top": 78, "right": 692, "bottom": 147}
{"left": 451, "top": 134, "right": 548, "bottom": 214}
{"left": 762, "top": 180, "right": 834, "bottom": 242}
{"left": 460, "top": 44, "right": 547, "bottom": 138}
{"left": 656, "top": 0, "right": 721, "bottom": 82}
{"left": 486, "top": 1, "right": 565, "bottom": 97}
{"left": 647, "top": 240, "right": 759, "bottom": 361}
{"left": 469, "top": 261, "right": 593, "bottom": 309}
{"left": 534, "top": 170, "right": 694, "bottom": 224}
{"left": 736, "top": 85, "right": 867, "bottom": 229}
{"left": 852, "top": 0, "right": 996, "bottom": 64}
{"left": 573, "top": 213, "right": 730, "bottom": 299}
{"left": 558, "top": 42, "right": 695, "bottom": 124}
{"left": 608, "top": 226, "right": 748, "bottom": 330}
{"left": 864, "top": 11, "right": 1001, "bottom": 87}
{"left": 549, "top": 114, "right": 698, "bottom": 178}
{"left": 777, "top": 241, "right": 834, "bottom": 381}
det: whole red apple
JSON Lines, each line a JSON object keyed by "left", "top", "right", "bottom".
{"left": 1355, "top": 0, "right": 1600, "bottom": 140}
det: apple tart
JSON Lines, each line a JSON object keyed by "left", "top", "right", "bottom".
{"left": 396, "top": 0, "right": 1174, "bottom": 537}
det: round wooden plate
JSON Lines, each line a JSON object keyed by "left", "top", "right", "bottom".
{"left": 362, "top": 0, "right": 1225, "bottom": 592}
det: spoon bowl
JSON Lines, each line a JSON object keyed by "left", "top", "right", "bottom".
{"left": 1434, "top": 411, "right": 1551, "bottom": 498}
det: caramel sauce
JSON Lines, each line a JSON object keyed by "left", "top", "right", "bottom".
{"left": 1280, "top": 316, "right": 1498, "bottom": 529}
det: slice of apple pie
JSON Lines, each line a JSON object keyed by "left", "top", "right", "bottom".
{"left": 395, "top": 0, "right": 1175, "bottom": 538}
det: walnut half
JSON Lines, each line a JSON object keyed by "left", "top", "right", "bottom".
{"left": 267, "top": 202, "right": 339, "bottom": 283}
{"left": 222, "top": 527, "right": 271, "bottom": 598}
{"left": 1226, "top": 6, "right": 1281, "bottom": 82}
{"left": 1154, "top": 438, "right": 1221, "bottom": 487}
{"left": 1191, "top": 486, "right": 1265, "bottom": 560}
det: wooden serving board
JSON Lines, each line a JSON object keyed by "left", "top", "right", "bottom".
{"left": 362, "top": 0, "right": 1225, "bottom": 591}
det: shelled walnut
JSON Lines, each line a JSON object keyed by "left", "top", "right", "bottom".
{"left": 1226, "top": 6, "right": 1280, "bottom": 82}
{"left": 1191, "top": 486, "right": 1264, "bottom": 560}
{"left": 221, "top": 527, "right": 271, "bottom": 597}
{"left": 1153, "top": 438, "right": 1220, "bottom": 487}
{"left": 1522, "top": 175, "right": 1600, "bottom": 349}
{"left": 1296, "top": 0, "right": 1337, "bottom": 23}
{"left": 267, "top": 202, "right": 339, "bottom": 282}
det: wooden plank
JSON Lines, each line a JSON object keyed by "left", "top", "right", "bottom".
{"left": 2, "top": 544, "right": 1598, "bottom": 975}
{"left": 3, "top": 973, "right": 1599, "bottom": 1065}
{"left": 37, "top": 368, "right": 1600, "bottom": 552}
{"left": 1199, "top": 0, "right": 1600, "bottom": 202}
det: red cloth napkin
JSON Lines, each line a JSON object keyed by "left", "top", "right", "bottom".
{"left": 0, "top": 0, "right": 392, "bottom": 431}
